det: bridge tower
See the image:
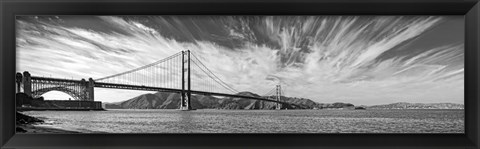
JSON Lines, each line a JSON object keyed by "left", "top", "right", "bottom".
{"left": 81, "top": 79, "right": 88, "bottom": 100}
{"left": 180, "top": 50, "right": 192, "bottom": 110}
{"left": 23, "top": 71, "right": 32, "bottom": 97}
{"left": 276, "top": 84, "right": 282, "bottom": 110}
{"left": 16, "top": 72, "right": 23, "bottom": 93}
{"left": 187, "top": 50, "right": 192, "bottom": 109}
{"left": 88, "top": 78, "right": 95, "bottom": 101}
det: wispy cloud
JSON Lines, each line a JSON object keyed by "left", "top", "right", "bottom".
{"left": 16, "top": 16, "right": 464, "bottom": 105}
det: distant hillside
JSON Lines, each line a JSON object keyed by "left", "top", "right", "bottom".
{"left": 281, "top": 97, "right": 354, "bottom": 109}
{"left": 106, "top": 92, "right": 184, "bottom": 109}
{"left": 368, "top": 102, "right": 464, "bottom": 109}
{"left": 104, "top": 91, "right": 355, "bottom": 110}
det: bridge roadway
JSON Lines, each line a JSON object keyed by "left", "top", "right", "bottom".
{"left": 31, "top": 76, "right": 306, "bottom": 109}
{"left": 31, "top": 76, "right": 83, "bottom": 83}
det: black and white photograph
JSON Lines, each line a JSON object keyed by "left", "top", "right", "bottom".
{"left": 15, "top": 16, "right": 464, "bottom": 133}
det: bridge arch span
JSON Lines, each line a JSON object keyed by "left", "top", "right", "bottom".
{"left": 32, "top": 86, "right": 86, "bottom": 101}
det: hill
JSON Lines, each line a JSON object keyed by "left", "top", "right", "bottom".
{"left": 104, "top": 91, "right": 355, "bottom": 110}
{"left": 367, "top": 102, "right": 464, "bottom": 109}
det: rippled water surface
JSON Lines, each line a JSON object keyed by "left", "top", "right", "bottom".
{"left": 23, "top": 109, "right": 464, "bottom": 133}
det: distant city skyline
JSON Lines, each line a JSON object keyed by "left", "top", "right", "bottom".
{"left": 16, "top": 16, "right": 464, "bottom": 105}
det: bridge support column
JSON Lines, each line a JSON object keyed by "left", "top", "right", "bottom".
{"left": 88, "top": 78, "right": 95, "bottom": 101}
{"left": 187, "top": 50, "right": 192, "bottom": 110}
{"left": 16, "top": 72, "right": 23, "bottom": 93}
{"left": 276, "top": 85, "right": 282, "bottom": 110}
{"left": 180, "top": 50, "right": 192, "bottom": 110}
{"left": 81, "top": 79, "right": 87, "bottom": 101}
{"left": 23, "top": 71, "right": 32, "bottom": 97}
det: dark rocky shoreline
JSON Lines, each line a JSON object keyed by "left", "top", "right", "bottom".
{"left": 16, "top": 112, "right": 80, "bottom": 133}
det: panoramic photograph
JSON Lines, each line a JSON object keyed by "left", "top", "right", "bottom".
{"left": 15, "top": 16, "right": 464, "bottom": 133}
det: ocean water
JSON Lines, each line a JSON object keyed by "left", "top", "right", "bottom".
{"left": 22, "top": 109, "right": 464, "bottom": 133}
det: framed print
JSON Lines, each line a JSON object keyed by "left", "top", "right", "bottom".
{"left": 13, "top": 15, "right": 465, "bottom": 134}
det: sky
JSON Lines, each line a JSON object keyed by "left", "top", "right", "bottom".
{"left": 16, "top": 16, "right": 464, "bottom": 105}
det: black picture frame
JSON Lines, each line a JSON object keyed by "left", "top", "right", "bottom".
{"left": 1, "top": 0, "right": 479, "bottom": 148}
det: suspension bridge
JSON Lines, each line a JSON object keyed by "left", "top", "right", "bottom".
{"left": 16, "top": 50, "right": 305, "bottom": 110}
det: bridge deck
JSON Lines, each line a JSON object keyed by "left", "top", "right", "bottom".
{"left": 31, "top": 76, "right": 83, "bottom": 83}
